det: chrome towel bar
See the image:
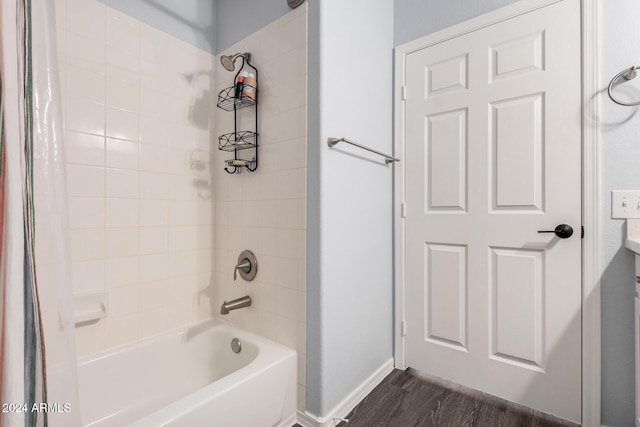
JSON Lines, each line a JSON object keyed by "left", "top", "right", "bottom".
{"left": 327, "top": 137, "right": 400, "bottom": 164}
{"left": 608, "top": 65, "right": 640, "bottom": 106}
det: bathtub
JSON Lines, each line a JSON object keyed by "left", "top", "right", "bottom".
{"left": 77, "top": 319, "right": 297, "bottom": 427}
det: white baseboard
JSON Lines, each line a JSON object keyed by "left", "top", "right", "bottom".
{"left": 296, "top": 358, "right": 394, "bottom": 427}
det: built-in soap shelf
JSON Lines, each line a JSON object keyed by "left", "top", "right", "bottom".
{"left": 73, "top": 291, "right": 108, "bottom": 325}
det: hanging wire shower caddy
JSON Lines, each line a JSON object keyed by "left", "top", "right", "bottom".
{"left": 216, "top": 53, "right": 259, "bottom": 173}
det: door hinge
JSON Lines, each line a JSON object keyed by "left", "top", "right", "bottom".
{"left": 401, "top": 86, "right": 407, "bottom": 101}
{"left": 401, "top": 203, "right": 407, "bottom": 219}
{"left": 401, "top": 320, "right": 407, "bottom": 337}
{"left": 581, "top": 226, "right": 584, "bottom": 239}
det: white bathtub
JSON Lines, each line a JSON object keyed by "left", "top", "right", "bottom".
{"left": 77, "top": 319, "right": 297, "bottom": 427}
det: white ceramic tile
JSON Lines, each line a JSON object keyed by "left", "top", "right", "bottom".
{"left": 140, "top": 199, "right": 169, "bottom": 227}
{"left": 278, "top": 76, "right": 306, "bottom": 111}
{"left": 277, "top": 287, "right": 298, "bottom": 321}
{"left": 106, "top": 138, "right": 139, "bottom": 170}
{"left": 106, "top": 314, "right": 138, "bottom": 348}
{"left": 298, "top": 354, "right": 306, "bottom": 386}
{"left": 140, "top": 87, "right": 170, "bottom": 119}
{"left": 169, "top": 251, "right": 198, "bottom": 279}
{"left": 139, "top": 25, "right": 170, "bottom": 65}
{"left": 196, "top": 226, "right": 213, "bottom": 250}
{"left": 71, "top": 260, "right": 104, "bottom": 293}
{"left": 196, "top": 249, "right": 213, "bottom": 274}
{"left": 297, "top": 321, "right": 306, "bottom": 354}
{"left": 258, "top": 228, "right": 279, "bottom": 257}
{"left": 67, "top": 65, "right": 105, "bottom": 105}
{"left": 277, "top": 199, "right": 303, "bottom": 229}
{"left": 140, "top": 116, "right": 170, "bottom": 146}
{"left": 259, "top": 311, "right": 279, "bottom": 342}
{"left": 277, "top": 138, "right": 306, "bottom": 170}
{"left": 257, "top": 173, "right": 279, "bottom": 201}
{"left": 66, "top": 164, "right": 104, "bottom": 197}
{"left": 259, "top": 283, "right": 278, "bottom": 314}
{"left": 66, "top": 100, "right": 105, "bottom": 136}
{"left": 140, "top": 227, "right": 169, "bottom": 254}
{"left": 297, "top": 385, "right": 306, "bottom": 412}
{"left": 138, "top": 307, "right": 169, "bottom": 338}
{"left": 140, "top": 172, "right": 169, "bottom": 199}
{"left": 278, "top": 228, "right": 303, "bottom": 260}
{"left": 168, "top": 226, "right": 197, "bottom": 252}
{"left": 139, "top": 253, "right": 169, "bottom": 283}
{"left": 74, "top": 319, "right": 108, "bottom": 357}
{"left": 106, "top": 107, "right": 139, "bottom": 141}
{"left": 169, "top": 200, "right": 196, "bottom": 226}
{"left": 106, "top": 198, "right": 139, "bottom": 227}
{"left": 196, "top": 199, "right": 213, "bottom": 226}
{"left": 65, "top": 131, "right": 105, "bottom": 166}
{"left": 298, "top": 260, "right": 306, "bottom": 292}
{"left": 54, "top": 0, "right": 66, "bottom": 29}
{"left": 66, "top": 0, "right": 106, "bottom": 43}
{"left": 257, "top": 255, "right": 277, "bottom": 285}
{"left": 277, "top": 257, "right": 299, "bottom": 290}
{"left": 68, "top": 197, "right": 105, "bottom": 229}
{"left": 106, "top": 168, "right": 139, "bottom": 198}
{"left": 70, "top": 229, "right": 105, "bottom": 261}
{"left": 108, "top": 285, "right": 139, "bottom": 317}
{"left": 277, "top": 316, "right": 297, "bottom": 348}
{"left": 167, "top": 275, "right": 198, "bottom": 304}
{"left": 138, "top": 281, "right": 168, "bottom": 311}
{"left": 259, "top": 200, "right": 278, "bottom": 228}
{"left": 140, "top": 144, "right": 168, "bottom": 172}
{"left": 277, "top": 12, "right": 306, "bottom": 55}
{"left": 168, "top": 149, "right": 191, "bottom": 174}
{"left": 106, "top": 75, "right": 139, "bottom": 112}
{"left": 169, "top": 175, "right": 197, "bottom": 201}
{"left": 66, "top": 33, "right": 105, "bottom": 74}
{"left": 275, "top": 169, "right": 298, "bottom": 200}
{"left": 107, "top": 46, "right": 139, "bottom": 77}
{"left": 105, "top": 256, "right": 138, "bottom": 288}
{"left": 166, "top": 302, "right": 195, "bottom": 330}
{"left": 106, "top": 8, "right": 138, "bottom": 55}
{"left": 106, "top": 227, "right": 139, "bottom": 258}
{"left": 298, "top": 291, "right": 306, "bottom": 323}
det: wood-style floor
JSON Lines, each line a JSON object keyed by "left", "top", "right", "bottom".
{"left": 331, "top": 368, "right": 579, "bottom": 427}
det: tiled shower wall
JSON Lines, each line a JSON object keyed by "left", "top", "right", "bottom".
{"left": 213, "top": 6, "right": 308, "bottom": 411}
{"left": 55, "top": 0, "right": 216, "bottom": 356}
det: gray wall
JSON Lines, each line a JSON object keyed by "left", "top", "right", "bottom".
{"left": 306, "top": 0, "right": 394, "bottom": 418}
{"left": 97, "top": 0, "right": 216, "bottom": 53}
{"left": 599, "top": 0, "right": 640, "bottom": 424}
{"left": 97, "top": 0, "right": 292, "bottom": 54}
{"left": 215, "top": 0, "right": 291, "bottom": 53}
{"left": 394, "top": 0, "right": 521, "bottom": 46}
{"left": 394, "top": 0, "right": 640, "bottom": 425}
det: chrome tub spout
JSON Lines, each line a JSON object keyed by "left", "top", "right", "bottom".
{"left": 220, "top": 296, "right": 252, "bottom": 315}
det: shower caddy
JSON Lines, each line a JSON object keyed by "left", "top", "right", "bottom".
{"left": 216, "top": 54, "right": 259, "bottom": 174}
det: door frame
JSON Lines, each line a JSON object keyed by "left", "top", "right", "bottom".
{"left": 392, "top": 0, "right": 601, "bottom": 424}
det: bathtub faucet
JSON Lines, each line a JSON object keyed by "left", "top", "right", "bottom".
{"left": 220, "top": 295, "right": 252, "bottom": 315}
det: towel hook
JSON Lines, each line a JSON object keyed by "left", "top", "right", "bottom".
{"left": 608, "top": 65, "right": 640, "bottom": 106}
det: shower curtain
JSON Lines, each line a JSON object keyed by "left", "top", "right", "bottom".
{"left": 1, "top": 1, "right": 80, "bottom": 426}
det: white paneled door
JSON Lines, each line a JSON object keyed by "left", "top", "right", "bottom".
{"left": 403, "top": 0, "right": 581, "bottom": 422}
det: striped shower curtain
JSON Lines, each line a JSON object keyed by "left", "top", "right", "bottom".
{"left": 1, "top": 1, "right": 80, "bottom": 426}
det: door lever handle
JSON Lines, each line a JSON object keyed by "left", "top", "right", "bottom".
{"left": 538, "top": 224, "right": 573, "bottom": 239}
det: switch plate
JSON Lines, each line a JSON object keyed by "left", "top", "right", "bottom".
{"left": 612, "top": 190, "right": 640, "bottom": 218}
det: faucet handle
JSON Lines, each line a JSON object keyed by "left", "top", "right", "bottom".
{"left": 234, "top": 260, "right": 251, "bottom": 281}
{"left": 233, "top": 250, "right": 258, "bottom": 282}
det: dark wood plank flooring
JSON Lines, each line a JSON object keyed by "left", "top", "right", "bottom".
{"left": 336, "top": 368, "right": 579, "bottom": 427}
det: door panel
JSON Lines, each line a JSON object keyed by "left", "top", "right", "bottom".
{"left": 403, "top": 0, "right": 581, "bottom": 422}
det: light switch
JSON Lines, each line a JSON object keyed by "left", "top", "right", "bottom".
{"left": 612, "top": 190, "right": 640, "bottom": 218}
